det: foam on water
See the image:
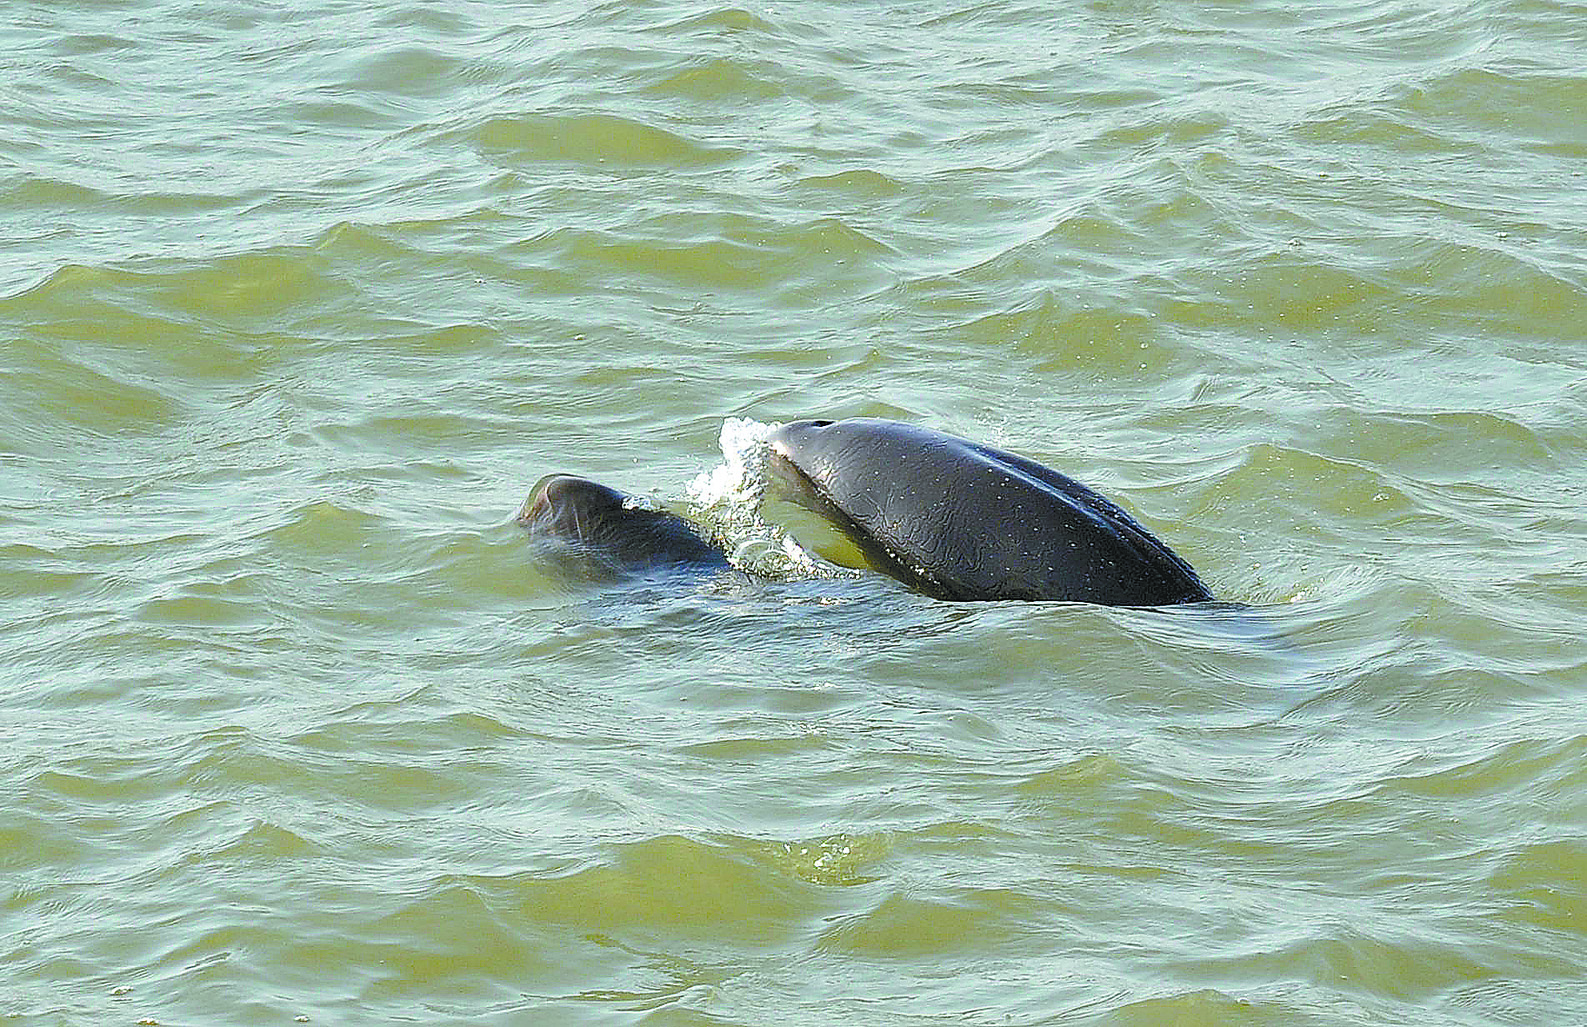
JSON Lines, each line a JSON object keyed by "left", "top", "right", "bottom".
{"left": 687, "top": 416, "right": 779, "bottom": 511}
{"left": 687, "top": 416, "right": 842, "bottom": 580}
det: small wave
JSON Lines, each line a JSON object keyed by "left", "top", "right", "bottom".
{"left": 814, "top": 886, "right": 1041, "bottom": 958}
{"left": 471, "top": 112, "right": 742, "bottom": 169}
{"left": 646, "top": 56, "right": 786, "bottom": 103}
{"left": 645, "top": 6, "right": 781, "bottom": 36}
{"left": 754, "top": 832, "right": 885, "bottom": 887}
{"left": 796, "top": 168, "right": 905, "bottom": 196}
{"left": 539, "top": 214, "right": 895, "bottom": 295}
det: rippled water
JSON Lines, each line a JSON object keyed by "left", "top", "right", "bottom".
{"left": 4, "top": 1, "right": 1585, "bottom": 1024}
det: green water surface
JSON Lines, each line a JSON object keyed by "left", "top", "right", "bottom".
{"left": 3, "top": 2, "right": 1585, "bottom": 1025}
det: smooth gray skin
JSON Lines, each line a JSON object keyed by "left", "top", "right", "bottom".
{"left": 769, "top": 418, "right": 1213, "bottom": 606}
{"left": 518, "top": 474, "right": 730, "bottom": 576}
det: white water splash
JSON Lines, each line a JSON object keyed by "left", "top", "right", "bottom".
{"left": 687, "top": 416, "right": 779, "bottom": 509}
{"left": 687, "top": 417, "right": 837, "bottom": 580}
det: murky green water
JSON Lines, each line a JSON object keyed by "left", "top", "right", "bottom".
{"left": 4, "top": 2, "right": 1585, "bottom": 1024}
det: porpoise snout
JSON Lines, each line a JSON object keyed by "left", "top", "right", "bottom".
{"left": 518, "top": 474, "right": 624, "bottom": 529}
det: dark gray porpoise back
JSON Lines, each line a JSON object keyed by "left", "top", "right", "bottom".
{"left": 519, "top": 474, "right": 729, "bottom": 576}
{"left": 770, "top": 418, "right": 1212, "bottom": 606}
